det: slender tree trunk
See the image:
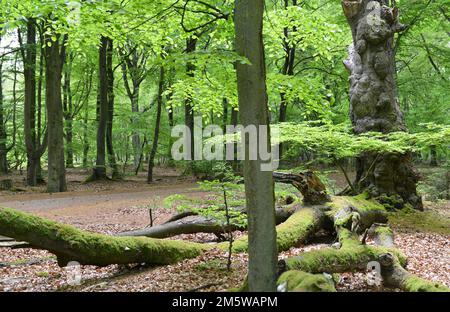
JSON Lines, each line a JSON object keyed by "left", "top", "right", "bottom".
{"left": 19, "top": 20, "right": 38, "bottom": 185}
{"left": 278, "top": 0, "right": 297, "bottom": 160}
{"left": 63, "top": 54, "right": 74, "bottom": 168}
{"left": 235, "top": 0, "right": 278, "bottom": 292}
{"left": 147, "top": 65, "right": 165, "bottom": 183}
{"left": 185, "top": 37, "right": 197, "bottom": 162}
{"left": 92, "top": 36, "right": 109, "bottom": 180}
{"left": 342, "top": 0, "right": 422, "bottom": 210}
{"left": 105, "top": 38, "right": 120, "bottom": 179}
{"left": 44, "top": 32, "right": 67, "bottom": 192}
{"left": 0, "top": 49, "right": 8, "bottom": 174}
{"left": 82, "top": 98, "right": 89, "bottom": 168}
{"left": 429, "top": 145, "right": 438, "bottom": 167}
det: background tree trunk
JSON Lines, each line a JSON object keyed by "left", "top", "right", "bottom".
{"left": 105, "top": 38, "right": 120, "bottom": 179}
{"left": 184, "top": 37, "right": 197, "bottom": 163}
{"left": 342, "top": 0, "right": 422, "bottom": 210}
{"left": 147, "top": 65, "right": 165, "bottom": 183}
{"left": 235, "top": 0, "right": 278, "bottom": 292}
{"left": 92, "top": 36, "right": 109, "bottom": 180}
{"left": 0, "top": 49, "right": 8, "bottom": 175}
{"left": 19, "top": 20, "right": 47, "bottom": 186}
{"left": 44, "top": 32, "right": 67, "bottom": 192}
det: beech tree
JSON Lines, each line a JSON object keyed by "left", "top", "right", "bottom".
{"left": 235, "top": 0, "right": 278, "bottom": 292}
{"left": 341, "top": 0, "right": 423, "bottom": 210}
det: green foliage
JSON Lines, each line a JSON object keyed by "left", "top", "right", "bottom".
{"left": 417, "top": 167, "right": 450, "bottom": 202}
{"left": 164, "top": 163, "right": 247, "bottom": 229}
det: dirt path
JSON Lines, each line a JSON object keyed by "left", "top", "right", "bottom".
{"left": 0, "top": 167, "right": 209, "bottom": 234}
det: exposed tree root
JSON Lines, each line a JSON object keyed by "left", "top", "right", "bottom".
{"left": 0, "top": 186, "right": 447, "bottom": 292}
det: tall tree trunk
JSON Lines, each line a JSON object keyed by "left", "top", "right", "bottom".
{"left": 185, "top": 37, "right": 197, "bottom": 162}
{"left": 278, "top": 0, "right": 297, "bottom": 160}
{"left": 429, "top": 145, "right": 438, "bottom": 167}
{"left": 342, "top": 0, "right": 422, "bottom": 210}
{"left": 105, "top": 38, "right": 120, "bottom": 179}
{"left": 235, "top": 0, "right": 278, "bottom": 292}
{"left": 0, "top": 48, "right": 8, "bottom": 174}
{"left": 92, "top": 36, "right": 109, "bottom": 180}
{"left": 19, "top": 21, "right": 38, "bottom": 185}
{"left": 82, "top": 98, "right": 89, "bottom": 168}
{"left": 63, "top": 53, "right": 74, "bottom": 168}
{"left": 147, "top": 65, "right": 165, "bottom": 183}
{"left": 44, "top": 32, "right": 67, "bottom": 192}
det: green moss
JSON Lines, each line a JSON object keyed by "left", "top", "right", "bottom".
{"left": 36, "top": 271, "right": 50, "bottom": 278}
{"left": 0, "top": 207, "right": 210, "bottom": 266}
{"left": 388, "top": 209, "right": 450, "bottom": 235}
{"left": 194, "top": 259, "right": 227, "bottom": 272}
{"left": 277, "top": 270, "right": 336, "bottom": 292}
{"left": 284, "top": 243, "right": 407, "bottom": 274}
{"left": 218, "top": 208, "right": 320, "bottom": 253}
{"left": 403, "top": 275, "right": 450, "bottom": 292}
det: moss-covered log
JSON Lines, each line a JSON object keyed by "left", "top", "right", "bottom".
{"left": 277, "top": 270, "right": 336, "bottom": 292}
{"left": 0, "top": 206, "right": 209, "bottom": 266}
{"left": 219, "top": 207, "right": 325, "bottom": 253}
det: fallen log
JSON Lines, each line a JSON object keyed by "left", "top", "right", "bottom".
{"left": 0, "top": 206, "right": 209, "bottom": 267}
{"left": 118, "top": 205, "right": 297, "bottom": 238}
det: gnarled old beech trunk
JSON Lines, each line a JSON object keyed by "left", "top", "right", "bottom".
{"left": 342, "top": 0, "right": 422, "bottom": 210}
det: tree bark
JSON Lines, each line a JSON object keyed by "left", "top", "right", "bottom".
{"left": 91, "top": 36, "right": 109, "bottom": 180}
{"left": 342, "top": 0, "right": 422, "bottom": 210}
{"left": 44, "top": 32, "right": 67, "bottom": 192}
{"left": 278, "top": 0, "right": 297, "bottom": 160}
{"left": 147, "top": 65, "right": 165, "bottom": 183}
{"left": 63, "top": 53, "right": 74, "bottom": 168}
{"left": 235, "top": 0, "right": 278, "bottom": 292}
{"left": 105, "top": 38, "right": 120, "bottom": 179}
{"left": 185, "top": 37, "right": 197, "bottom": 163}
{"left": 0, "top": 50, "right": 8, "bottom": 175}
{"left": 18, "top": 20, "right": 47, "bottom": 186}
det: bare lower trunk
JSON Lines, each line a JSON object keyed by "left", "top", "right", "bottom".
{"left": 44, "top": 32, "right": 67, "bottom": 192}
{"left": 92, "top": 36, "right": 109, "bottom": 180}
{"left": 342, "top": 0, "right": 422, "bottom": 210}
{"left": 147, "top": 65, "right": 165, "bottom": 183}
{"left": 235, "top": 0, "right": 278, "bottom": 291}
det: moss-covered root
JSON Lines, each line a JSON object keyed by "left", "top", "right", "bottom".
{"left": 220, "top": 207, "right": 323, "bottom": 253}
{"left": 328, "top": 195, "right": 388, "bottom": 233}
{"left": 379, "top": 253, "right": 449, "bottom": 292}
{"left": 277, "top": 270, "right": 336, "bottom": 292}
{"left": 0, "top": 207, "right": 209, "bottom": 266}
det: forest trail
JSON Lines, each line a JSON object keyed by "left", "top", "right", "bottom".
{"left": 0, "top": 168, "right": 209, "bottom": 233}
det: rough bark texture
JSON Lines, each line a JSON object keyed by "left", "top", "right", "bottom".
{"left": 235, "top": 0, "right": 278, "bottom": 291}
{"left": 342, "top": 0, "right": 422, "bottom": 210}
{"left": 44, "top": 32, "right": 67, "bottom": 193}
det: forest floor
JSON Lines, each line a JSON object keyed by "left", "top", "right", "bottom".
{"left": 0, "top": 166, "right": 448, "bottom": 292}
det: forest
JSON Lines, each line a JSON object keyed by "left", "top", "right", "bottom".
{"left": 0, "top": 0, "right": 449, "bottom": 294}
